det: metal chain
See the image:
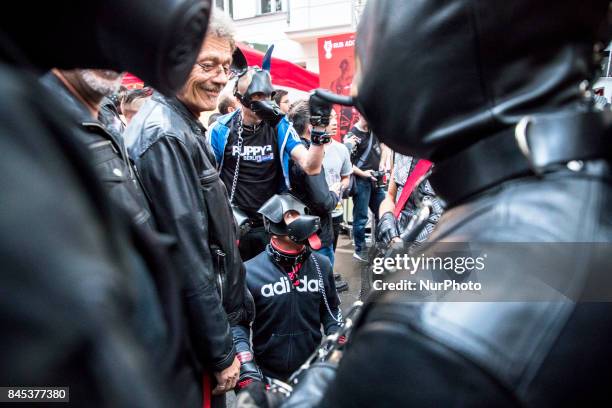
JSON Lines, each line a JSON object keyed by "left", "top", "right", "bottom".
{"left": 229, "top": 115, "right": 244, "bottom": 204}
{"left": 311, "top": 254, "right": 344, "bottom": 323}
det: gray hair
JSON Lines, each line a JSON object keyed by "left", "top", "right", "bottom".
{"left": 207, "top": 7, "right": 236, "bottom": 50}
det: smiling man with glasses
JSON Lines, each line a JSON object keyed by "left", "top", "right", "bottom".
{"left": 124, "top": 9, "right": 255, "bottom": 408}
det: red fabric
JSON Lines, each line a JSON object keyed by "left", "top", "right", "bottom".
{"left": 202, "top": 373, "right": 212, "bottom": 408}
{"left": 121, "top": 72, "right": 144, "bottom": 89}
{"left": 237, "top": 43, "right": 319, "bottom": 92}
{"left": 393, "top": 160, "right": 433, "bottom": 219}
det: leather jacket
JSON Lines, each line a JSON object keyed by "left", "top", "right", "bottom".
{"left": 40, "top": 73, "right": 203, "bottom": 404}
{"left": 41, "top": 73, "right": 155, "bottom": 231}
{"left": 99, "top": 96, "right": 126, "bottom": 136}
{"left": 125, "top": 92, "right": 253, "bottom": 372}
{"left": 320, "top": 164, "right": 612, "bottom": 407}
{"left": 281, "top": 1, "right": 612, "bottom": 406}
{"left": 0, "top": 67, "right": 172, "bottom": 407}
{"left": 289, "top": 139, "right": 339, "bottom": 248}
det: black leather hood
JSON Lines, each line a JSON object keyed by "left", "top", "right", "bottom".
{"left": 354, "top": 0, "right": 610, "bottom": 160}
{"left": 0, "top": 0, "right": 211, "bottom": 95}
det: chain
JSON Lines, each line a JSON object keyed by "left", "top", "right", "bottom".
{"left": 311, "top": 254, "right": 343, "bottom": 323}
{"left": 229, "top": 115, "right": 244, "bottom": 204}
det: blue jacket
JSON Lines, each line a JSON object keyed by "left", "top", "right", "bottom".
{"left": 207, "top": 109, "right": 302, "bottom": 190}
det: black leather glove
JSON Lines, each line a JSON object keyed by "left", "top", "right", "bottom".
{"left": 376, "top": 211, "right": 400, "bottom": 246}
{"left": 236, "top": 351, "right": 265, "bottom": 391}
{"left": 232, "top": 205, "right": 251, "bottom": 238}
{"left": 236, "top": 381, "right": 269, "bottom": 408}
{"left": 309, "top": 90, "right": 333, "bottom": 127}
{"left": 310, "top": 129, "right": 331, "bottom": 145}
{"left": 250, "top": 100, "right": 284, "bottom": 127}
{"left": 281, "top": 362, "right": 338, "bottom": 407}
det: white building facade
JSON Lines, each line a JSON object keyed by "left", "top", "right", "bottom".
{"left": 216, "top": 0, "right": 366, "bottom": 72}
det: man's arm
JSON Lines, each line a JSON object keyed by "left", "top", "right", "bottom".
{"left": 352, "top": 164, "right": 376, "bottom": 181}
{"left": 231, "top": 287, "right": 264, "bottom": 390}
{"left": 379, "top": 171, "right": 398, "bottom": 217}
{"left": 320, "top": 317, "right": 516, "bottom": 407}
{"left": 134, "top": 135, "right": 236, "bottom": 372}
{"left": 379, "top": 143, "right": 393, "bottom": 172}
{"left": 291, "top": 142, "right": 325, "bottom": 175}
{"left": 288, "top": 92, "right": 334, "bottom": 175}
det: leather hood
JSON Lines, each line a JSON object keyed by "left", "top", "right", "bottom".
{"left": 0, "top": 0, "right": 211, "bottom": 95}
{"left": 354, "top": 0, "right": 610, "bottom": 160}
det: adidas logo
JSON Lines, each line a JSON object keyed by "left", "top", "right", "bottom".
{"left": 261, "top": 276, "right": 319, "bottom": 297}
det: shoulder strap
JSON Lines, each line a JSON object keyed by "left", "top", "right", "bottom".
{"left": 393, "top": 159, "right": 433, "bottom": 219}
{"left": 355, "top": 132, "right": 373, "bottom": 168}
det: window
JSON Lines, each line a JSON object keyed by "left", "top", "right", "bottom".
{"left": 259, "top": 0, "right": 285, "bottom": 14}
{"left": 216, "top": 0, "right": 234, "bottom": 18}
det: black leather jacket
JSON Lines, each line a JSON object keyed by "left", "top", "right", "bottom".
{"left": 41, "top": 73, "right": 155, "bottom": 231}
{"left": 289, "top": 139, "right": 339, "bottom": 248}
{"left": 281, "top": 1, "right": 612, "bottom": 406}
{"left": 125, "top": 92, "right": 253, "bottom": 372}
{"left": 319, "top": 164, "right": 612, "bottom": 408}
{"left": 0, "top": 67, "right": 173, "bottom": 407}
{"left": 39, "top": 73, "right": 204, "bottom": 404}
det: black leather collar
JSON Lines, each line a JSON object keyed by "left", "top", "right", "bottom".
{"left": 430, "top": 110, "right": 612, "bottom": 206}
{"left": 267, "top": 244, "right": 309, "bottom": 271}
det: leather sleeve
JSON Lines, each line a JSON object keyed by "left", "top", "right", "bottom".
{"left": 135, "top": 135, "right": 235, "bottom": 371}
{"left": 291, "top": 163, "right": 339, "bottom": 215}
{"left": 319, "top": 310, "right": 517, "bottom": 407}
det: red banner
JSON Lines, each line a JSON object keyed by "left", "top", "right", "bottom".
{"left": 317, "top": 33, "right": 360, "bottom": 141}
{"left": 237, "top": 43, "right": 319, "bottom": 92}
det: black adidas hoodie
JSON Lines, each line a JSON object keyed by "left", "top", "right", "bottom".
{"left": 234, "top": 248, "right": 341, "bottom": 381}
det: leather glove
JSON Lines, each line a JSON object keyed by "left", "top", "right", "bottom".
{"left": 281, "top": 362, "right": 338, "bottom": 408}
{"left": 309, "top": 90, "right": 333, "bottom": 127}
{"left": 376, "top": 211, "right": 400, "bottom": 246}
{"left": 250, "top": 100, "right": 284, "bottom": 127}
{"left": 236, "top": 381, "right": 269, "bottom": 408}
{"left": 236, "top": 351, "right": 265, "bottom": 391}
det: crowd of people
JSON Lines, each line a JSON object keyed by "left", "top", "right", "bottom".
{"left": 1, "top": 0, "right": 611, "bottom": 407}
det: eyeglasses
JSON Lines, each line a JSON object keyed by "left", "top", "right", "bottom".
{"left": 197, "top": 62, "right": 232, "bottom": 77}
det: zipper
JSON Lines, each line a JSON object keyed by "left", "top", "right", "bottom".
{"left": 213, "top": 247, "right": 226, "bottom": 303}
{"left": 288, "top": 266, "right": 297, "bottom": 372}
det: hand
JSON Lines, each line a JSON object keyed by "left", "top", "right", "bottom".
{"left": 376, "top": 212, "right": 400, "bottom": 246}
{"left": 309, "top": 91, "right": 333, "bottom": 127}
{"left": 345, "top": 134, "right": 360, "bottom": 147}
{"left": 364, "top": 169, "right": 377, "bottom": 182}
{"left": 213, "top": 356, "right": 240, "bottom": 395}
{"left": 330, "top": 182, "right": 343, "bottom": 196}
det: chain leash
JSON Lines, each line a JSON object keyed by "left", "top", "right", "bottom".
{"left": 311, "top": 254, "right": 344, "bottom": 323}
{"left": 229, "top": 114, "right": 244, "bottom": 204}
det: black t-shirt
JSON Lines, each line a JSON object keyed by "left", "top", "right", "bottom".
{"left": 220, "top": 119, "right": 281, "bottom": 218}
{"left": 348, "top": 125, "right": 381, "bottom": 171}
